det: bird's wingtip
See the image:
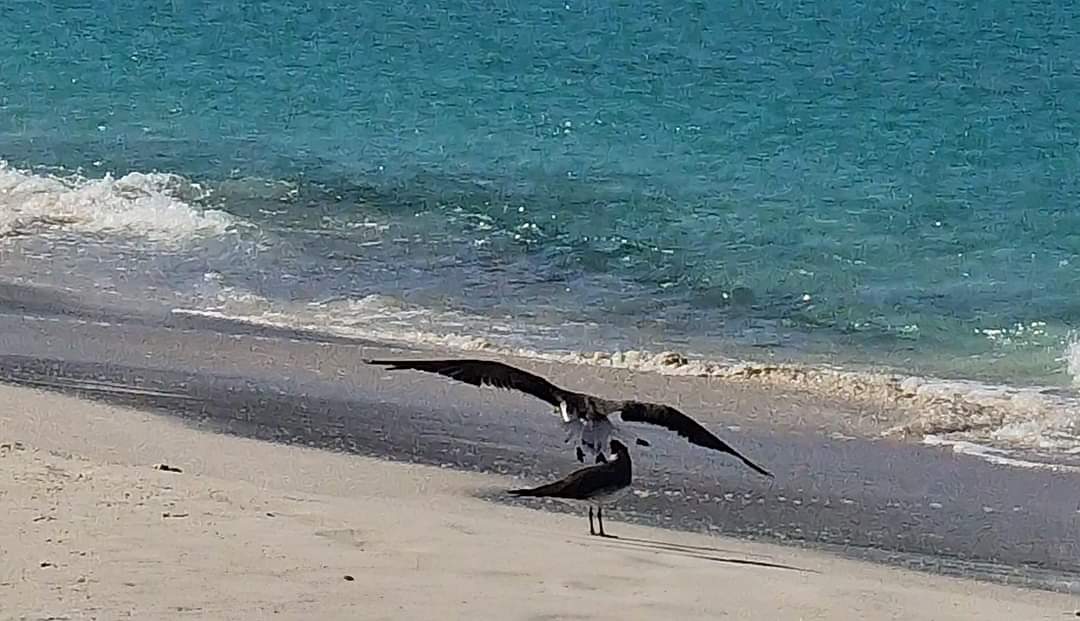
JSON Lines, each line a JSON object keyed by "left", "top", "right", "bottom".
{"left": 741, "top": 457, "right": 774, "bottom": 479}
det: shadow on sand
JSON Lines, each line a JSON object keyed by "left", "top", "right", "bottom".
{"left": 585, "top": 534, "right": 817, "bottom": 573}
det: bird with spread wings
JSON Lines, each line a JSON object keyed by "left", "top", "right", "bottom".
{"left": 364, "top": 358, "right": 773, "bottom": 478}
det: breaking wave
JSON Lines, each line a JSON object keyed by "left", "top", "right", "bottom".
{"left": 0, "top": 161, "right": 237, "bottom": 243}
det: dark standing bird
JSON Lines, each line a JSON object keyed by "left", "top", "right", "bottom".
{"left": 508, "top": 439, "right": 633, "bottom": 537}
{"left": 364, "top": 357, "right": 773, "bottom": 477}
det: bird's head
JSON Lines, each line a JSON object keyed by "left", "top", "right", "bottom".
{"left": 609, "top": 439, "right": 629, "bottom": 456}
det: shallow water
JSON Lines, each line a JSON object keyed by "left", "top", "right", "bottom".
{"left": 2, "top": 0, "right": 1079, "bottom": 460}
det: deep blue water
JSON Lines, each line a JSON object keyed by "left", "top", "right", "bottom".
{"left": 2, "top": 0, "right": 1080, "bottom": 384}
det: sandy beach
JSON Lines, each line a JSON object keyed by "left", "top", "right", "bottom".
{"left": 0, "top": 382, "right": 1076, "bottom": 620}
{"left": 2, "top": 308, "right": 1080, "bottom": 587}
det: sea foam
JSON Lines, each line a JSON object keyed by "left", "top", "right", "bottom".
{"left": 1066, "top": 330, "right": 1080, "bottom": 388}
{"left": 0, "top": 162, "right": 236, "bottom": 244}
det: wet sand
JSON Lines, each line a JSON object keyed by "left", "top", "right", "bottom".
{"left": 0, "top": 310, "right": 1079, "bottom": 594}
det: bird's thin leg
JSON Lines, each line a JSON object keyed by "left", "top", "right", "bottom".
{"left": 588, "top": 507, "right": 596, "bottom": 536}
{"left": 597, "top": 506, "right": 606, "bottom": 537}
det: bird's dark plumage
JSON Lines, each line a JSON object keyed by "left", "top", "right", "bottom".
{"left": 364, "top": 358, "right": 566, "bottom": 407}
{"left": 509, "top": 439, "right": 631, "bottom": 537}
{"left": 365, "top": 357, "right": 772, "bottom": 478}
{"left": 618, "top": 402, "right": 773, "bottom": 478}
{"left": 508, "top": 439, "right": 632, "bottom": 500}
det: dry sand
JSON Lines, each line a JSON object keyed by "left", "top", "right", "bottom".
{"left": 0, "top": 384, "right": 1074, "bottom": 620}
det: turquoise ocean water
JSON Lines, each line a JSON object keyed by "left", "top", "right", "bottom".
{"left": 2, "top": 1, "right": 1080, "bottom": 455}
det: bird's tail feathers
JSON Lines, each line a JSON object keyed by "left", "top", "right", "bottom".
{"left": 507, "top": 480, "right": 566, "bottom": 497}
{"left": 507, "top": 487, "right": 546, "bottom": 497}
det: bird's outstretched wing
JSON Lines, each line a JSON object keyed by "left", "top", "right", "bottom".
{"left": 364, "top": 358, "right": 567, "bottom": 407}
{"left": 618, "top": 402, "right": 773, "bottom": 478}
